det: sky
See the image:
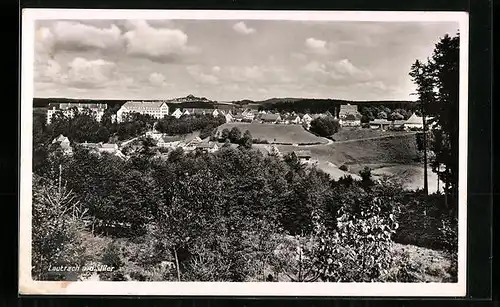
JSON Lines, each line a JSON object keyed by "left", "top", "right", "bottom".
{"left": 33, "top": 19, "right": 459, "bottom": 101}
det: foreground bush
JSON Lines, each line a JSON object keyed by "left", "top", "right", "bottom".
{"left": 32, "top": 175, "right": 89, "bottom": 280}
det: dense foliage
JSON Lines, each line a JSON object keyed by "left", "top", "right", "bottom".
{"left": 156, "top": 114, "right": 225, "bottom": 136}
{"left": 409, "top": 33, "right": 460, "bottom": 200}
{"left": 309, "top": 116, "right": 341, "bottom": 137}
{"left": 259, "top": 98, "right": 414, "bottom": 117}
{"left": 32, "top": 134, "right": 460, "bottom": 282}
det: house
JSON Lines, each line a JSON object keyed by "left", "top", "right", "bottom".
{"left": 405, "top": 113, "right": 436, "bottom": 130}
{"left": 196, "top": 142, "right": 219, "bottom": 153}
{"left": 282, "top": 114, "right": 301, "bottom": 125}
{"left": 99, "top": 143, "right": 119, "bottom": 153}
{"left": 293, "top": 150, "right": 312, "bottom": 163}
{"left": 369, "top": 119, "right": 393, "bottom": 130}
{"left": 338, "top": 104, "right": 361, "bottom": 119}
{"left": 116, "top": 101, "right": 169, "bottom": 123}
{"left": 242, "top": 109, "right": 256, "bottom": 121}
{"left": 302, "top": 114, "right": 313, "bottom": 124}
{"left": 212, "top": 109, "right": 223, "bottom": 117}
{"left": 157, "top": 135, "right": 183, "bottom": 148}
{"left": 182, "top": 108, "right": 216, "bottom": 116}
{"left": 340, "top": 113, "right": 362, "bottom": 127}
{"left": 47, "top": 103, "right": 107, "bottom": 125}
{"left": 291, "top": 116, "right": 301, "bottom": 125}
{"left": 171, "top": 108, "right": 183, "bottom": 119}
{"left": 260, "top": 113, "right": 282, "bottom": 123}
{"left": 51, "top": 134, "right": 73, "bottom": 155}
{"left": 232, "top": 113, "right": 244, "bottom": 122}
{"left": 183, "top": 137, "right": 202, "bottom": 151}
{"left": 225, "top": 112, "right": 234, "bottom": 123}
{"left": 80, "top": 142, "right": 121, "bottom": 156}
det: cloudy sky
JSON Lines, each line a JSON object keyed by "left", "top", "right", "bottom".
{"left": 34, "top": 19, "right": 459, "bottom": 101}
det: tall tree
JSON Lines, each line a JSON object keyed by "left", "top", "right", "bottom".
{"left": 409, "top": 33, "right": 459, "bottom": 198}
{"left": 410, "top": 59, "right": 434, "bottom": 195}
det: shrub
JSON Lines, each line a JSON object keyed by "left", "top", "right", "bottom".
{"left": 253, "top": 138, "right": 269, "bottom": 144}
{"left": 271, "top": 201, "right": 400, "bottom": 282}
{"left": 32, "top": 175, "right": 89, "bottom": 280}
{"left": 310, "top": 117, "right": 340, "bottom": 137}
{"left": 339, "top": 164, "right": 349, "bottom": 172}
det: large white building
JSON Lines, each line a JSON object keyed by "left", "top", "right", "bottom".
{"left": 46, "top": 103, "right": 107, "bottom": 125}
{"left": 116, "top": 101, "right": 169, "bottom": 123}
{"left": 338, "top": 104, "right": 362, "bottom": 127}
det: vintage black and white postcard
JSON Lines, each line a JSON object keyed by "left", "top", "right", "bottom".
{"left": 20, "top": 9, "right": 468, "bottom": 296}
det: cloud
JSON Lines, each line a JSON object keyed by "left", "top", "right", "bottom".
{"left": 233, "top": 22, "right": 256, "bottom": 35}
{"left": 291, "top": 52, "right": 307, "bottom": 61}
{"left": 302, "top": 59, "right": 372, "bottom": 85}
{"left": 331, "top": 59, "right": 373, "bottom": 80}
{"left": 212, "top": 66, "right": 221, "bottom": 73}
{"left": 186, "top": 66, "right": 219, "bottom": 85}
{"left": 304, "top": 37, "right": 334, "bottom": 55}
{"left": 38, "top": 56, "right": 120, "bottom": 89}
{"left": 64, "top": 57, "right": 117, "bottom": 88}
{"left": 211, "top": 65, "right": 292, "bottom": 85}
{"left": 37, "top": 21, "right": 123, "bottom": 55}
{"left": 123, "top": 20, "right": 198, "bottom": 63}
{"left": 149, "top": 72, "right": 168, "bottom": 87}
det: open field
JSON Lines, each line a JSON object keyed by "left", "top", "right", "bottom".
{"left": 217, "top": 123, "right": 327, "bottom": 145}
{"left": 333, "top": 127, "right": 413, "bottom": 142}
{"left": 254, "top": 133, "right": 425, "bottom": 188}
{"left": 266, "top": 134, "right": 418, "bottom": 167}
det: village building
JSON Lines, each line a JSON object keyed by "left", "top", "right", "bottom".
{"left": 196, "top": 142, "right": 219, "bottom": 153}
{"left": 405, "top": 113, "right": 424, "bottom": 129}
{"left": 51, "top": 134, "right": 73, "bottom": 155}
{"left": 242, "top": 109, "right": 257, "bottom": 121}
{"left": 145, "top": 130, "right": 164, "bottom": 140}
{"left": 231, "top": 113, "right": 244, "bottom": 122}
{"left": 302, "top": 113, "right": 313, "bottom": 124}
{"left": 171, "top": 108, "right": 183, "bottom": 119}
{"left": 116, "top": 101, "right": 169, "bottom": 123}
{"left": 340, "top": 113, "right": 362, "bottom": 127}
{"left": 182, "top": 108, "right": 217, "bottom": 116}
{"left": 338, "top": 104, "right": 362, "bottom": 127}
{"left": 183, "top": 137, "right": 203, "bottom": 151}
{"left": 338, "top": 104, "right": 360, "bottom": 118}
{"left": 260, "top": 113, "right": 282, "bottom": 124}
{"left": 212, "top": 109, "right": 224, "bottom": 117}
{"left": 369, "top": 119, "right": 393, "bottom": 130}
{"left": 157, "top": 135, "right": 183, "bottom": 148}
{"left": 46, "top": 103, "right": 107, "bottom": 125}
{"left": 293, "top": 150, "right": 312, "bottom": 163}
{"left": 79, "top": 142, "right": 126, "bottom": 159}
{"left": 225, "top": 112, "right": 234, "bottom": 123}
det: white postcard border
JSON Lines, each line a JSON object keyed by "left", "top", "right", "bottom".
{"left": 19, "top": 9, "right": 469, "bottom": 297}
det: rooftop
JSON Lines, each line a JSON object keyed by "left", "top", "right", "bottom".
{"left": 122, "top": 101, "right": 167, "bottom": 110}
{"left": 261, "top": 113, "right": 281, "bottom": 121}
{"left": 48, "top": 103, "right": 107, "bottom": 110}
